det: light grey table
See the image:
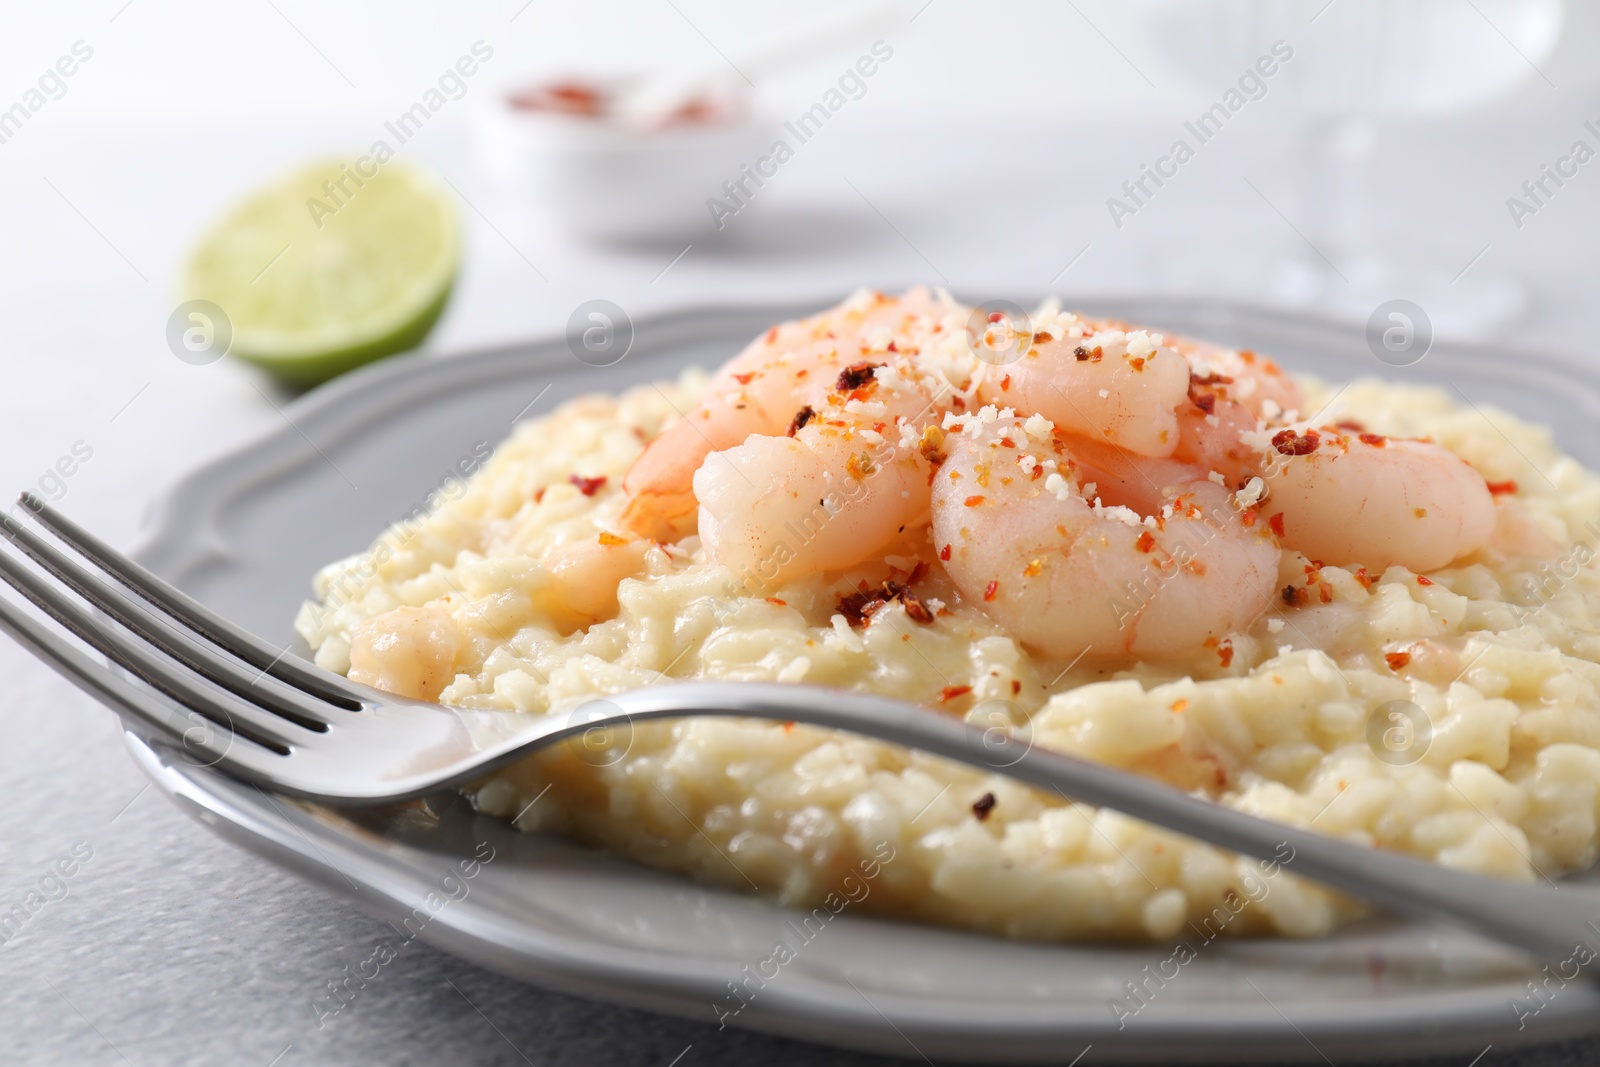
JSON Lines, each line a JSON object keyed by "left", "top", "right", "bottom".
{"left": 5, "top": 83, "right": 1600, "bottom": 1065}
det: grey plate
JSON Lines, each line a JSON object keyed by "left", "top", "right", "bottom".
{"left": 125, "top": 300, "right": 1600, "bottom": 1063}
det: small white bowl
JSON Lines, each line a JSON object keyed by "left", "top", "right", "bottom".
{"left": 472, "top": 78, "right": 778, "bottom": 245}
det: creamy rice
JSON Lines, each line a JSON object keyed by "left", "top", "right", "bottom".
{"left": 295, "top": 355, "right": 1600, "bottom": 943}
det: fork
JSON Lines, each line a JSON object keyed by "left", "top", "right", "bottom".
{"left": 3, "top": 493, "right": 1599, "bottom": 967}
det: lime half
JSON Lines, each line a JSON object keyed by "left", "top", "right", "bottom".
{"left": 182, "top": 161, "right": 458, "bottom": 388}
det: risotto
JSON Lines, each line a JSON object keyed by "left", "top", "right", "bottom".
{"left": 295, "top": 291, "right": 1600, "bottom": 943}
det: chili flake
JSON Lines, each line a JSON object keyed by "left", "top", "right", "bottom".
{"left": 835, "top": 362, "right": 881, "bottom": 392}
{"left": 569, "top": 474, "right": 607, "bottom": 496}
{"left": 971, "top": 792, "right": 997, "bottom": 821}
{"left": 837, "top": 580, "right": 935, "bottom": 628}
{"left": 1271, "top": 428, "right": 1321, "bottom": 456}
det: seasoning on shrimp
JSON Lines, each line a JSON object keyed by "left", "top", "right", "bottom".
{"left": 836, "top": 362, "right": 880, "bottom": 392}
{"left": 1272, "top": 429, "right": 1321, "bottom": 456}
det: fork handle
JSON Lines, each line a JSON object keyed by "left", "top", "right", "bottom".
{"left": 566, "top": 682, "right": 1600, "bottom": 965}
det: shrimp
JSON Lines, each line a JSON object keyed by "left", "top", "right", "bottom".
{"left": 973, "top": 315, "right": 1191, "bottom": 457}
{"left": 930, "top": 413, "right": 1280, "bottom": 658}
{"left": 1170, "top": 338, "right": 1307, "bottom": 484}
{"left": 694, "top": 361, "right": 943, "bottom": 589}
{"left": 619, "top": 338, "right": 849, "bottom": 541}
{"left": 619, "top": 288, "right": 964, "bottom": 541}
{"left": 1258, "top": 425, "right": 1495, "bottom": 572}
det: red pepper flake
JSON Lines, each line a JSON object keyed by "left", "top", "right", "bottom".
{"left": 1417, "top": 575, "right": 1434, "bottom": 586}
{"left": 1268, "top": 512, "right": 1286, "bottom": 538}
{"left": 1354, "top": 567, "right": 1373, "bottom": 590}
{"left": 1385, "top": 651, "right": 1412, "bottom": 670}
{"left": 971, "top": 792, "right": 997, "bottom": 821}
{"left": 731, "top": 372, "right": 755, "bottom": 385}
{"left": 765, "top": 597, "right": 788, "bottom": 607}
{"left": 1189, "top": 390, "right": 1216, "bottom": 415}
{"left": 1358, "top": 432, "right": 1387, "bottom": 447}
{"left": 1487, "top": 480, "right": 1518, "bottom": 495}
{"left": 597, "top": 531, "right": 629, "bottom": 546}
{"left": 1271, "top": 428, "right": 1321, "bottom": 456}
{"left": 533, "top": 486, "right": 547, "bottom": 503}
{"left": 951, "top": 394, "right": 967, "bottom": 412}
{"left": 1011, "top": 679, "right": 1022, "bottom": 695}
{"left": 1135, "top": 530, "right": 1156, "bottom": 553}
{"left": 837, "top": 580, "right": 935, "bottom": 628}
{"left": 1282, "top": 584, "right": 1304, "bottom": 606}
{"left": 765, "top": 326, "right": 779, "bottom": 343}
{"left": 1033, "top": 331, "right": 1054, "bottom": 344}
{"left": 908, "top": 561, "right": 929, "bottom": 585}
{"left": 835, "top": 362, "right": 881, "bottom": 392}
{"left": 1073, "top": 345, "right": 1090, "bottom": 361}
{"left": 569, "top": 474, "right": 607, "bottom": 496}
{"left": 999, "top": 436, "right": 1016, "bottom": 448}
{"left": 963, "top": 495, "right": 986, "bottom": 508}
{"left": 1319, "top": 583, "right": 1333, "bottom": 603}
{"left": 787, "top": 405, "right": 815, "bottom": 436}
{"left": 1240, "top": 510, "right": 1257, "bottom": 527}
{"left": 1217, "top": 641, "right": 1234, "bottom": 668}
{"left": 983, "top": 579, "right": 999, "bottom": 601}
{"left": 1000, "top": 374, "right": 1012, "bottom": 392}
{"left": 939, "top": 543, "right": 952, "bottom": 561}
{"left": 939, "top": 684, "right": 973, "bottom": 702}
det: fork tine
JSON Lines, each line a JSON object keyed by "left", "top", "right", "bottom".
{"left": 0, "top": 590, "right": 236, "bottom": 763}
{"left": 0, "top": 591, "right": 290, "bottom": 787}
{"left": 0, "top": 543, "right": 307, "bottom": 753}
{"left": 19, "top": 493, "right": 364, "bottom": 711}
{"left": 0, "top": 510, "right": 334, "bottom": 730}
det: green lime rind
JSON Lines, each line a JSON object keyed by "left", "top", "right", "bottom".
{"left": 230, "top": 279, "right": 455, "bottom": 389}
{"left": 181, "top": 160, "right": 459, "bottom": 388}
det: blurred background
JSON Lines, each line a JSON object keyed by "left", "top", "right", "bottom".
{"left": 6, "top": 1, "right": 1600, "bottom": 554}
